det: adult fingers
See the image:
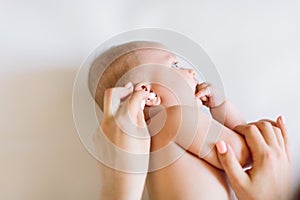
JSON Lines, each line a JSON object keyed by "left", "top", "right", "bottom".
{"left": 216, "top": 141, "right": 249, "bottom": 191}
{"left": 234, "top": 124, "right": 267, "bottom": 156}
{"left": 257, "top": 119, "right": 284, "bottom": 148}
{"left": 249, "top": 121, "right": 278, "bottom": 147}
{"left": 103, "top": 85, "right": 133, "bottom": 118}
{"left": 124, "top": 82, "right": 134, "bottom": 90}
{"left": 127, "top": 90, "right": 150, "bottom": 117}
{"left": 272, "top": 126, "right": 285, "bottom": 148}
{"left": 258, "top": 119, "right": 277, "bottom": 127}
{"left": 276, "top": 115, "right": 291, "bottom": 161}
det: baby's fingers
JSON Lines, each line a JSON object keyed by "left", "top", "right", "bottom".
{"left": 195, "top": 83, "right": 211, "bottom": 98}
{"left": 195, "top": 82, "right": 209, "bottom": 93}
{"left": 200, "top": 96, "right": 208, "bottom": 102}
{"left": 196, "top": 82, "right": 210, "bottom": 89}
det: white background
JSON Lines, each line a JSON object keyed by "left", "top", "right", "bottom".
{"left": 0, "top": 0, "right": 299, "bottom": 199}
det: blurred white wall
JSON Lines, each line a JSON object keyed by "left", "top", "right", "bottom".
{"left": 0, "top": 0, "right": 299, "bottom": 199}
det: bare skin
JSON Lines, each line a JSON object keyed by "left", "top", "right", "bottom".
{"left": 95, "top": 82, "right": 239, "bottom": 200}
{"left": 96, "top": 84, "right": 151, "bottom": 200}
{"left": 92, "top": 42, "right": 292, "bottom": 199}
{"left": 130, "top": 49, "right": 250, "bottom": 168}
{"left": 216, "top": 116, "right": 291, "bottom": 200}
{"left": 94, "top": 44, "right": 250, "bottom": 199}
{"left": 145, "top": 151, "right": 230, "bottom": 200}
{"left": 144, "top": 104, "right": 249, "bottom": 200}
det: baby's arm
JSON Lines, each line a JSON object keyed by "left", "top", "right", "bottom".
{"left": 189, "top": 108, "right": 250, "bottom": 169}
{"left": 195, "top": 82, "right": 246, "bottom": 129}
{"left": 152, "top": 106, "right": 250, "bottom": 170}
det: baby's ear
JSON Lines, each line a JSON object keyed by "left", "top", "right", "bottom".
{"left": 134, "top": 82, "right": 161, "bottom": 107}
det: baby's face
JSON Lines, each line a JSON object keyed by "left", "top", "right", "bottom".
{"left": 134, "top": 49, "right": 198, "bottom": 90}
{"left": 128, "top": 48, "right": 199, "bottom": 107}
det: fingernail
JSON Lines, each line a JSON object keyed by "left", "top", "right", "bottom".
{"left": 216, "top": 141, "right": 227, "bottom": 154}
{"left": 124, "top": 82, "right": 133, "bottom": 89}
{"left": 281, "top": 115, "right": 286, "bottom": 124}
{"left": 141, "top": 99, "right": 146, "bottom": 110}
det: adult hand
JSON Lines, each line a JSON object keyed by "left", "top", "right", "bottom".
{"left": 216, "top": 116, "right": 291, "bottom": 200}
{"left": 100, "top": 82, "right": 151, "bottom": 153}
{"left": 95, "top": 82, "right": 152, "bottom": 200}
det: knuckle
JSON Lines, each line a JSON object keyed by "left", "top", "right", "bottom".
{"left": 100, "top": 119, "right": 110, "bottom": 131}
{"left": 129, "top": 92, "right": 142, "bottom": 102}
{"left": 263, "top": 148, "right": 276, "bottom": 161}
{"left": 246, "top": 125, "right": 257, "bottom": 133}
{"left": 273, "top": 126, "right": 281, "bottom": 134}
{"left": 263, "top": 149, "right": 272, "bottom": 158}
{"left": 259, "top": 121, "right": 271, "bottom": 129}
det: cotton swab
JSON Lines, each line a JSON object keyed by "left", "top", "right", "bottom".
{"left": 148, "top": 92, "right": 156, "bottom": 100}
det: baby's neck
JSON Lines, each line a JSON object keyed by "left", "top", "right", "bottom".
{"left": 144, "top": 104, "right": 182, "bottom": 124}
{"left": 144, "top": 106, "right": 165, "bottom": 122}
{"left": 144, "top": 99, "right": 202, "bottom": 123}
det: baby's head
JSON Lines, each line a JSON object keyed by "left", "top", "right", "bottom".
{"left": 89, "top": 41, "right": 198, "bottom": 110}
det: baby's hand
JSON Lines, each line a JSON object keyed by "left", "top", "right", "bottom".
{"left": 195, "top": 82, "right": 225, "bottom": 108}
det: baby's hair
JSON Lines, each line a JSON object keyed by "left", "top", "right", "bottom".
{"left": 88, "top": 41, "right": 167, "bottom": 110}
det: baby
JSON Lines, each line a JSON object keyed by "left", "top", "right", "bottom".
{"left": 89, "top": 41, "right": 250, "bottom": 199}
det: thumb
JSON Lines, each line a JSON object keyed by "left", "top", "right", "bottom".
{"left": 216, "top": 141, "right": 249, "bottom": 190}
{"left": 125, "top": 90, "right": 150, "bottom": 128}
{"left": 128, "top": 90, "right": 149, "bottom": 115}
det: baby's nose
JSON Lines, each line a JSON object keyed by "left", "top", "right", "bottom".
{"left": 187, "top": 69, "right": 196, "bottom": 77}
